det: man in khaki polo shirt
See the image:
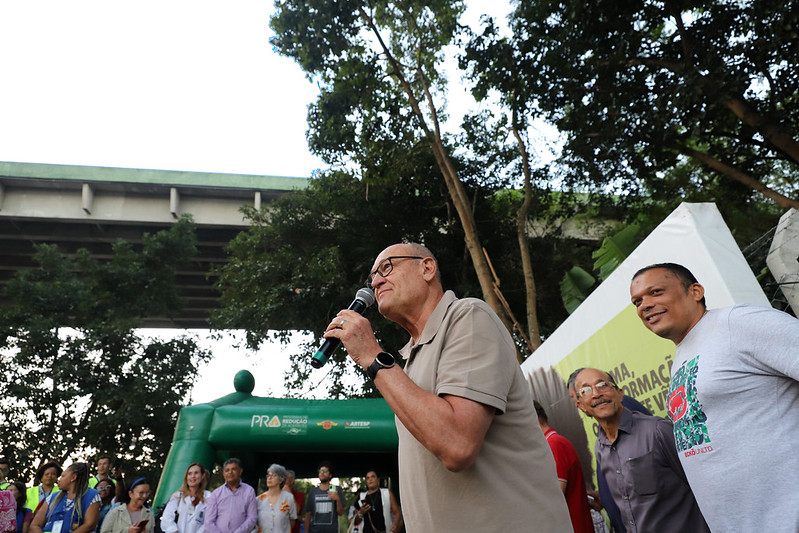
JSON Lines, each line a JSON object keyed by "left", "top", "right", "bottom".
{"left": 324, "top": 242, "right": 570, "bottom": 531}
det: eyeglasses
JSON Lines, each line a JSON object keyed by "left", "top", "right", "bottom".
{"left": 98, "top": 485, "right": 114, "bottom": 491}
{"left": 577, "top": 381, "right": 614, "bottom": 399}
{"left": 366, "top": 256, "right": 424, "bottom": 288}
{"left": 318, "top": 468, "right": 330, "bottom": 473}
{"left": 266, "top": 473, "right": 279, "bottom": 478}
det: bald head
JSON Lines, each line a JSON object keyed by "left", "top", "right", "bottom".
{"left": 382, "top": 243, "right": 440, "bottom": 284}
{"left": 369, "top": 242, "right": 444, "bottom": 338}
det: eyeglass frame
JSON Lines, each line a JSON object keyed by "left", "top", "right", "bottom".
{"left": 577, "top": 380, "right": 615, "bottom": 399}
{"left": 366, "top": 256, "right": 424, "bottom": 288}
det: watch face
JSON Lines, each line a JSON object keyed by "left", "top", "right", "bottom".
{"left": 376, "top": 352, "right": 395, "bottom": 366}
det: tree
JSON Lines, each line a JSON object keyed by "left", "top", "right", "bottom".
{"left": 214, "top": 169, "right": 475, "bottom": 397}
{"left": 212, "top": 169, "right": 601, "bottom": 396}
{"left": 270, "top": 0, "right": 519, "bottom": 330}
{"left": 460, "top": 24, "right": 569, "bottom": 351}
{"left": 474, "top": 0, "right": 799, "bottom": 208}
{"left": 0, "top": 216, "right": 210, "bottom": 482}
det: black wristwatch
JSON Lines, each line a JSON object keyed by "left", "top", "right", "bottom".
{"left": 366, "top": 351, "right": 396, "bottom": 381}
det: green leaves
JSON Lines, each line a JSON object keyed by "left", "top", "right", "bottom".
{"left": 0, "top": 216, "right": 209, "bottom": 482}
{"left": 592, "top": 224, "right": 641, "bottom": 281}
{"left": 477, "top": 0, "right": 799, "bottom": 206}
{"left": 560, "top": 266, "right": 597, "bottom": 314}
{"left": 559, "top": 223, "right": 642, "bottom": 313}
{"left": 212, "top": 168, "right": 470, "bottom": 396}
{"left": 271, "top": 0, "right": 467, "bottom": 175}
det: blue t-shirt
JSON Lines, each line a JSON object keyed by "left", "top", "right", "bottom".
{"left": 16, "top": 508, "right": 31, "bottom": 533}
{"left": 44, "top": 488, "right": 100, "bottom": 532}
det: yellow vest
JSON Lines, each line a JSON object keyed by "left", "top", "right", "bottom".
{"left": 24, "top": 485, "right": 60, "bottom": 512}
{"left": 88, "top": 476, "right": 116, "bottom": 489}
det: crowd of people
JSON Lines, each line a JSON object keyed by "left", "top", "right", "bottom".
{"left": 2, "top": 244, "right": 797, "bottom": 533}
{"left": 0, "top": 456, "right": 157, "bottom": 533}
{"left": 0, "top": 456, "right": 399, "bottom": 533}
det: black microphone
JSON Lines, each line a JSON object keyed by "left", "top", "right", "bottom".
{"left": 310, "top": 287, "right": 376, "bottom": 368}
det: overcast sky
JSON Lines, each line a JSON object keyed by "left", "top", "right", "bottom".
{"left": 0, "top": 0, "right": 514, "bottom": 402}
{"left": 0, "top": 0, "right": 513, "bottom": 178}
{"left": 0, "top": 0, "right": 327, "bottom": 177}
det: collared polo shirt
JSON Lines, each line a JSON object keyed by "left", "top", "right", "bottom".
{"left": 396, "top": 290, "right": 571, "bottom": 532}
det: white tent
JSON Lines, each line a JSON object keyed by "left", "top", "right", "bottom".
{"left": 522, "top": 202, "right": 768, "bottom": 417}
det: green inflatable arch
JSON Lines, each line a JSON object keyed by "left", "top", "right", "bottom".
{"left": 154, "top": 370, "right": 399, "bottom": 508}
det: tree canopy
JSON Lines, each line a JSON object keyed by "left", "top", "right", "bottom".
{"left": 466, "top": 0, "right": 799, "bottom": 207}
{"left": 213, "top": 0, "right": 797, "bottom": 396}
{"left": 270, "top": 0, "right": 536, "bottom": 334}
{"left": 0, "top": 217, "right": 210, "bottom": 482}
{"left": 213, "top": 170, "right": 603, "bottom": 397}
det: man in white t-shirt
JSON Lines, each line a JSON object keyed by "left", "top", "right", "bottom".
{"left": 630, "top": 262, "right": 799, "bottom": 532}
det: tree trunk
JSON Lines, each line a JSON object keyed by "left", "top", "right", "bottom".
{"left": 676, "top": 143, "right": 799, "bottom": 210}
{"left": 510, "top": 116, "right": 542, "bottom": 351}
{"left": 358, "top": 7, "right": 512, "bottom": 329}
{"left": 428, "top": 138, "right": 512, "bottom": 329}
{"left": 663, "top": 0, "right": 799, "bottom": 166}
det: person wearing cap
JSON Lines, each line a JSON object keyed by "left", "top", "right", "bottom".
{"left": 99, "top": 476, "right": 154, "bottom": 533}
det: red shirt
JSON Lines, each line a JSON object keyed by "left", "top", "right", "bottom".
{"left": 544, "top": 428, "right": 595, "bottom": 533}
{"left": 290, "top": 489, "right": 305, "bottom": 533}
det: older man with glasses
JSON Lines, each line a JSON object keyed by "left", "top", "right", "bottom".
{"left": 573, "top": 368, "right": 709, "bottom": 533}
{"left": 324, "top": 242, "right": 571, "bottom": 532}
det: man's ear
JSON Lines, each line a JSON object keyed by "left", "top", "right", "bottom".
{"left": 421, "top": 257, "right": 437, "bottom": 281}
{"left": 689, "top": 282, "right": 705, "bottom": 303}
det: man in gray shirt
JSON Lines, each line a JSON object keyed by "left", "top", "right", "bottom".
{"left": 573, "top": 368, "right": 708, "bottom": 533}
{"left": 630, "top": 262, "right": 799, "bottom": 532}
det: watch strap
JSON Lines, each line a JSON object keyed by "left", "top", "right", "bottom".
{"left": 366, "top": 352, "right": 395, "bottom": 380}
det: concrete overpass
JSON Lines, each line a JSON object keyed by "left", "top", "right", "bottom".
{"left": 0, "top": 161, "right": 309, "bottom": 328}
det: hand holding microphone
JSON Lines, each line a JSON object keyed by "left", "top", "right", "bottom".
{"left": 309, "top": 287, "right": 376, "bottom": 368}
